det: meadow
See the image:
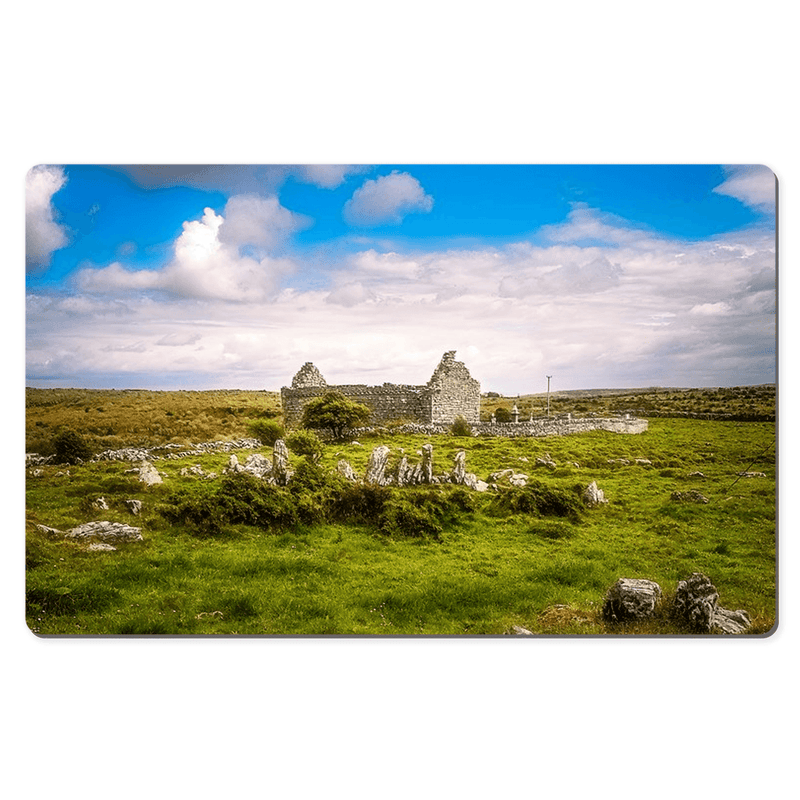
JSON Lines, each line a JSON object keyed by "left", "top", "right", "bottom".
{"left": 25, "top": 387, "right": 776, "bottom": 635}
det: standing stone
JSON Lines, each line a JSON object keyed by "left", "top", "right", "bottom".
{"left": 673, "top": 572, "right": 720, "bottom": 632}
{"left": 582, "top": 481, "right": 608, "bottom": 507}
{"left": 452, "top": 450, "right": 467, "bottom": 484}
{"left": 364, "top": 445, "right": 391, "bottom": 485}
{"left": 395, "top": 456, "right": 411, "bottom": 486}
{"left": 420, "top": 443, "right": 434, "bottom": 483}
{"left": 272, "top": 439, "right": 293, "bottom": 485}
{"left": 336, "top": 459, "right": 358, "bottom": 482}
{"left": 602, "top": 578, "right": 662, "bottom": 622}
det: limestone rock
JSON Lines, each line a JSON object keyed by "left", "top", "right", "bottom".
{"left": 488, "top": 468, "right": 528, "bottom": 488}
{"left": 452, "top": 450, "right": 467, "bottom": 484}
{"left": 419, "top": 443, "right": 434, "bottom": 484}
{"left": 737, "top": 471, "right": 766, "bottom": 478}
{"left": 364, "top": 445, "right": 391, "bottom": 485}
{"left": 93, "top": 497, "right": 109, "bottom": 511}
{"left": 673, "top": 572, "right": 718, "bottom": 632}
{"left": 508, "top": 625, "right": 534, "bottom": 636}
{"left": 602, "top": 578, "right": 662, "bottom": 622}
{"left": 87, "top": 542, "right": 117, "bottom": 552}
{"left": 243, "top": 453, "right": 272, "bottom": 478}
{"left": 137, "top": 461, "right": 163, "bottom": 486}
{"left": 36, "top": 524, "right": 63, "bottom": 537}
{"left": 710, "top": 607, "right": 752, "bottom": 635}
{"left": 670, "top": 490, "right": 709, "bottom": 504}
{"left": 181, "top": 463, "right": 208, "bottom": 477}
{"left": 535, "top": 453, "right": 556, "bottom": 469}
{"left": 337, "top": 459, "right": 358, "bottom": 482}
{"left": 224, "top": 455, "right": 243, "bottom": 474}
{"left": 272, "top": 439, "right": 293, "bottom": 486}
{"left": 395, "top": 456, "right": 411, "bottom": 486}
{"left": 582, "top": 481, "right": 608, "bottom": 507}
{"left": 65, "top": 521, "right": 143, "bottom": 544}
{"left": 126, "top": 499, "right": 142, "bottom": 515}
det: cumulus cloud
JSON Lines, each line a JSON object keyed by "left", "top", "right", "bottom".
{"left": 713, "top": 165, "right": 776, "bottom": 211}
{"left": 217, "top": 194, "right": 312, "bottom": 252}
{"left": 539, "top": 203, "right": 657, "bottom": 246}
{"left": 26, "top": 165, "right": 69, "bottom": 271}
{"left": 324, "top": 282, "right": 376, "bottom": 307}
{"left": 343, "top": 171, "right": 434, "bottom": 226}
{"left": 690, "top": 302, "right": 732, "bottom": 316}
{"left": 76, "top": 206, "right": 297, "bottom": 302}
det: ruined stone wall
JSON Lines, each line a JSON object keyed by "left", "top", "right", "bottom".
{"left": 281, "top": 384, "right": 430, "bottom": 427}
{"left": 427, "top": 351, "right": 481, "bottom": 424}
{"left": 384, "top": 416, "right": 649, "bottom": 437}
{"left": 280, "top": 351, "right": 480, "bottom": 428}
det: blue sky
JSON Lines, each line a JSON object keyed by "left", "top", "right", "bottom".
{"left": 26, "top": 164, "right": 776, "bottom": 393}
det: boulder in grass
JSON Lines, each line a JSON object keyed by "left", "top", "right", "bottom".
{"left": 582, "top": 481, "right": 608, "bottom": 507}
{"left": 65, "top": 521, "right": 143, "bottom": 544}
{"left": 673, "top": 572, "right": 719, "bottom": 632}
{"left": 710, "top": 607, "right": 752, "bottom": 635}
{"left": 670, "top": 490, "right": 708, "bottom": 504}
{"left": 673, "top": 572, "right": 752, "bottom": 634}
{"left": 137, "top": 461, "right": 163, "bottom": 486}
{"left": 602, "top": 578, "right": 662, "bottom": 623}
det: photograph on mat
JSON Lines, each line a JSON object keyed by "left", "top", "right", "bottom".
{"left": 25, "top": 164, "right": 776, "bottom": 636}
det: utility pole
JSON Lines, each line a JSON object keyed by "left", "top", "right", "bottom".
{"left": 546, "top": 375, "right": 552, "bottom": 416}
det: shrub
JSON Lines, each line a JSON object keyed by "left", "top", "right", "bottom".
{"left": 494, "top": 407, "right": 512, "bottom": 423}
{"left": 248, "top": 418, "right": 285, "bottom": 446}
{"left": 286, "top": 430, "right": 323, "bottom": 462}
{"left": 490, "top": 480, "right": 583, "bottom": 522}
{"left": 300, "top": 391, "right": 371, "bottom": 439}
{"left": 450, "top": 415, "right": 472, "bottom": 436}
{"left": 52, "top": 429, "right": 93, "bottom": 464}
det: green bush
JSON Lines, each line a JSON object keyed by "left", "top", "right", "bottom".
{"left": 450, "top": 415, "right": 472, "bottom": 436}
{"left": 494, "top": 407, "right": 512, "bottom": 423}
{"left": 286, "top": 430, "right": 323, "bottom": 462}
{"left": 52, "top": 429, "right": 93, "bottom": 464}
{"left": 490, "top": 480, "right": 583, "bottom": 522}
{"left": 247, "top": 418, "right": 285, "bottom": 446}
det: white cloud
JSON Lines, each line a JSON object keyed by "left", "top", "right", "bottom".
{"left": 293, "top": 165, "right": 369, "bottom": 189}
{"left": 76, "top": 206, "right": 297, "bottom": 302}
{"left": 26, "top": 165, "right": 69, "bottom": 271}
{"left": 690, "top": 302, "right": 732, "bottom": 316}
{"left": 324, "top": 282, "right": 376, "bottom": 307}
{"left": 343, "top": 171, "right": 434, "bottom": 226}
{"left": 217, "top": 194, "right": 312, "bottom": 252}
{"left": 713, "top": 165, "right": 776, "bottom": 211}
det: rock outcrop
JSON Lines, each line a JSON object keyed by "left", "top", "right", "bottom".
{"left": 673, "top": 572, "right": 752, "bottom": 634}
{"left": 582, "top": 481, "right": 608, "bottom": 507}
{"left": 364, "top": 445, "right": 391, "bottom": 485}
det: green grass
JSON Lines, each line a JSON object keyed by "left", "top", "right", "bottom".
{"left": 25, "top": 409, "right": 776, "bottom": 636}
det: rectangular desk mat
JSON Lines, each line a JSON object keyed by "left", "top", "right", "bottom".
{"left": 25, "top": 164, "right": 777, "bottom": 636}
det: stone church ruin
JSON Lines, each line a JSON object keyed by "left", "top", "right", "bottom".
{"left": 281, "top": 351, "right": 481, "bottom": 427}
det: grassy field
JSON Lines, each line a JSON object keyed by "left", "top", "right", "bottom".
{"left": 25, "top": 388, "right": 776, "bottom": 636}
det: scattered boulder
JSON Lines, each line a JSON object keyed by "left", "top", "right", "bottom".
{"left": 672, "top": 572, "right": 751, "bottom": 634}
{"left": 710, "top": 607, "right": 752, "bottom": 635}
{"left": 673, "top": 572, "right": 719, "bottom": 632}
{"left": 535, "top": 454, "right": 556, "bottom": 469}
{"left": 136, "top": 461, "right": 163, "bottom": 486}
{"left": 602, "top": 578, "right": 662, "bottom": 622}
{"left": 488, "top": 468, "right": 528, "bottom": 488}
{"left": 670, "top": 490, "right": 709, "bottom": 504}
{"left": 737, "top": 471, "right": 766, "bottom": 478}
{"left": 243, "top": 453, "right": 272, "bottom": 479}
{"left": 36, "top": 524, "right": 63, "bottom": 538}
{"left": 634, "top": 458, "right": 652, "bottom": 466}
{"left": 687, "top": 471, "right": 707, "bottom": 479}
{"left": 364, "top": 445, "right": 391, "bottom": 485}
{"left": 93, "top": 497, "right": 109, "bottom": 511}
{"left": 64, "top": 521, "right": 143, "bottom": 544}
{"left": 87, "top": 542, "right": 117, "bottom": 552}
{"left": 507, "top": 625, "right": 534, "bottom": 636}
{"left": 582, "top": 481, "right": 608, "bottom": 507}
{"left": 181, "top": 463, "right": 208, "bottom": 477}
{"left": 126, "top": 499, "right": 142, "bottom": 515}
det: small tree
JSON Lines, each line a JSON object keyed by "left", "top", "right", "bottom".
{"left": 300, "top": 391, "right": 371, "bottom": 440}
{"left": 53, "top": 429, "right": 93, "bottom": 464}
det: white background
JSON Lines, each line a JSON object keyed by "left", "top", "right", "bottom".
{"left": 4, "top": 2, "right": 795, "bottom": 797}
